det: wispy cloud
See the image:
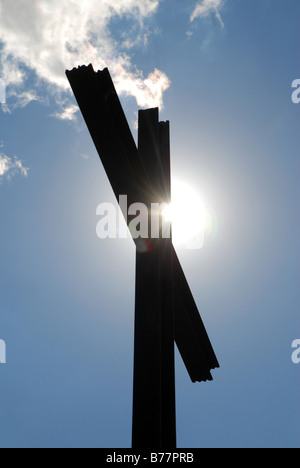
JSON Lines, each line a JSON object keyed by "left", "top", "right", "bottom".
{"left": 52, "top": 104, "right": 79, "bottom": 122}
{"left": 0, "top": 142, "right": 28, "bottom": 180}
{"left": 0, "top": 0, "right": 170, "bottom": 114}
{"left": 7, "top": 90, "right": 41, "bottom": 110}
{"left": 1, "top": 103, "right": 11, "bottom": 114}
{"left": 190, "top": 0, "right": 225, "bottom": 28}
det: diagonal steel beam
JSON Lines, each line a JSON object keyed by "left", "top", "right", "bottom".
{"left": 66, "top": 64, "right": 219, "bottom": 383}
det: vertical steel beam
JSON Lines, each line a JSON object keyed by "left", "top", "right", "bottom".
{"left": 132, "top": 110, "right": 176, "bottom": 449}
{"left": 132, "top": 109, "right": 162, "bottom": 448}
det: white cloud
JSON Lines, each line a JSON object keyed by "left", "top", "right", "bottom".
{"left": 9, "top": 90, "right": 41, "bottom": 109}
{"left": 53, "top": 104, "right": 79, "bottom": 121}
{"left": 191, "top": 0, "right": 225, "bottom": 28}
{"left": 0, "top": 151, "right": 28, "bottom": 179}
{"left": 114, "top": 67, "right": 170, "bottom": 109}
{"left": 0, "top": 0, "right": 170, "bottom": 113}
{"left": 15, "top": 91, "right": 39, "bottom": 108}
{"left": 1, "top": 103, "right": 11, "bottom": 114}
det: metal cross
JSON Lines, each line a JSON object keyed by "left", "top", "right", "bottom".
{"left": 66, "top": 65, "right": 219, "bottom": 449}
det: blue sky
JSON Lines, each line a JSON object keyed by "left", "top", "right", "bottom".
{"left": 0, "top": 0, "right": 299, "bottom": 448}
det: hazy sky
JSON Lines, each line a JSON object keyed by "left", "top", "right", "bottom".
{"left": 0, "top": 0, "right": 299, "bottom": 448}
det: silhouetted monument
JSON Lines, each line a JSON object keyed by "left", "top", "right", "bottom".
{"left": 66, "top": 65, "right": 219, "bottom": 449}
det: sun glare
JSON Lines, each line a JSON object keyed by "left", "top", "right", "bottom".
{"left": 163, "top": 180, "right": 210, "bottom": 249}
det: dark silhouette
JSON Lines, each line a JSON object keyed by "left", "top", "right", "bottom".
{"left": 66, "top": 65, "right": 219, "bottom": 449}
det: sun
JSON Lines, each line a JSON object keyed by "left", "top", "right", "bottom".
{"left": 162, "top": 180, "right": 209, "bottom": 249}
